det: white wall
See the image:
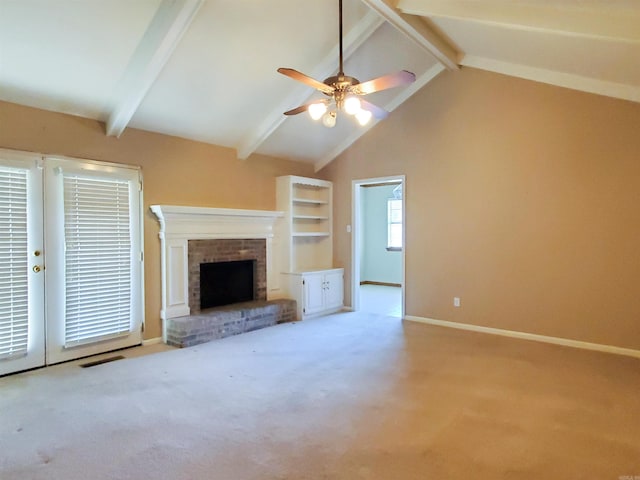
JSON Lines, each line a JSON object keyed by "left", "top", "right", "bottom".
{"left": 360, "top": 184, "right": 402, "bottom": 284}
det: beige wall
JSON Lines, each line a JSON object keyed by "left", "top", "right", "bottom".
{"left": 320, "top": 67, "right": 640, "bottom": 350}
{"left": 0, "top": 101, "right": 315, "bottom": 339}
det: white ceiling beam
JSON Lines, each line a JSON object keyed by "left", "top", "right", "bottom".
{"left": 462, "top": 55, "right": 640, "bottom": 104}
{"left": 398, "top": 0, "right": 640, "bottom": 43}
{"left": 360, "top": 0, "right": 459, "bottom": 70}
{"left": 105, "top": 0, "right": 204, "bottom": 137}
{"left": 236, "top": 10, "right": 385, "bottom": 161}
{"left": 314, "top": 62, "right": 446, "bottom": 172}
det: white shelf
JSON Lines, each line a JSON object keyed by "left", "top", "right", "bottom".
{"left": 292, "top": 232, "right": 331, "bottom": 237}
{"left": 293, "top": 215, "right": 329, "bottom": 220}
{"left": 292, "top": 197, "right": 329, "bottom": 205}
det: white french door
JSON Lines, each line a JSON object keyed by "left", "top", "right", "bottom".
{"left": 0, "top": 151, "right": 143, "bottom": 375}
{"left": 0, "top": 152, "right": 45, "bottom": 376}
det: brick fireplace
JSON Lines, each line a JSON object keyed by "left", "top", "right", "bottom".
{"left": 150, "top": 205, "right": 284, "bottom": 342}
{"left": 188, "top": 238, "right": 266, "bottom": 314}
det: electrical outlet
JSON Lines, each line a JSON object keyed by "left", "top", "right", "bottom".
{"left": 453, "top": 297, "right": 461, "bottom": 307}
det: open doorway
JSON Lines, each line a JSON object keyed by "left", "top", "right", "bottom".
{"left": 352, "top": 176, "right": 405, "bottom": 318}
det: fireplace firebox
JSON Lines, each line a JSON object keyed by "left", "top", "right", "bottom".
{"left": 199, "top": 259, "right": 256, "bottom": 309}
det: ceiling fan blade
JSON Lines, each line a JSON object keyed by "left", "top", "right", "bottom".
{"left": 277, "top": 68, "right": 335, "bottom": 95}
{"left": 360, "top": 99, "right": 388, "bottom": 120}
{"left": 349, "top": 70, "right": 416, "bottom": 96}
{"left": 283, "top": 99, "right": 329, "bottom": 116}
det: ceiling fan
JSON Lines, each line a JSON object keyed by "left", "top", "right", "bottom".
{"left": 278, "top": 0, "right": 416, "bottom": 128}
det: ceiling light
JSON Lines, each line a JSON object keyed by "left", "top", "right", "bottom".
{"left": 322, "top": 111, "right": 337, "bottom": 128}
{"left": 344, "top": 96, "right": 361, "bottom": 115}
{"left": 308, "top": 102, "right": 327, "bottom": 120}
{"left": 356, "top": 109, "right": 372, "bottom": 126}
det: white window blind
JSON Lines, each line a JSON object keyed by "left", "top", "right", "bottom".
{"left": 63, "top": 175, "right": 133, "bottom": 346}
{"left": 0, "top": 166, "right": 29, "bottom": 359}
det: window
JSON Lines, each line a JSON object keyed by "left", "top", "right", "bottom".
{"left": 387, "top": 198, "right": 402, "bottom": 250}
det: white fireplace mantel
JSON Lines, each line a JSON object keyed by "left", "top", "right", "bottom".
{"left": 150, "top": 205, "right": 284, "bottom": 340}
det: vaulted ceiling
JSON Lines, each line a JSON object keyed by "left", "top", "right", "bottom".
{"left": 1, "top": 0, "right": 638, "bottom": 171}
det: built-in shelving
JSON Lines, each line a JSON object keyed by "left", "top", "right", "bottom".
{"left": 276, "top": 175, "right": 333, "bottom": 273}
{"left": 276, "top": 175, "right": 342, "bottom": 321}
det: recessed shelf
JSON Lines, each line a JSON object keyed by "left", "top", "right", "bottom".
{"left": 292, "top": 197, "right": 329, "bottom": 205}
{"left": 292, "top": 232, "right": 331, "bottom": 237}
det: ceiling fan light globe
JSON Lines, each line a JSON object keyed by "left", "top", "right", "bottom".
{"left": 308, "top": 102, "right": 327, "bottom": 120}
{"left": 344, "top": 96, "right": 361, "bottom": 115}
{"left": 322, "top": 111, "right": 337, "bottom": 128}
{"left": 356, "top": 109, "right": 372, "bottom": 126}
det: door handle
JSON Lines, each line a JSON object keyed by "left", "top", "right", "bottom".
{"left": 33, "top": 265, "right": 42, "bottom": 273}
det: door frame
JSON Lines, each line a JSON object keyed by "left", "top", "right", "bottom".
{"left": 351, "top": 175, "right": 406, "bottom": 317}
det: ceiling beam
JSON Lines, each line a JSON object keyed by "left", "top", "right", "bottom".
{"left": 105, "top": 0, "right": 204, "bottom": 137}
{"left": 360, "top": 0, "right": 459, "bottom": 70}
{"left": 397, "top": 0, "right": 640, "bottom": 43}
{"left": 236, "top": 10, "right": 385, "bottom": 161}
{"left": 314, "top": 62, "right": 446, "bottom": 172}
{"left": 462, "top": 55, "right": 640, "bottom": 104}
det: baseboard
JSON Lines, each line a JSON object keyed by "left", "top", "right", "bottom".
{"left": 360, "top": 281, "right": 402, "bottom": 287}
{"left": 141, "top": 337, "right": 163, "bottom": 346}
{"left": 404, "top": 316, "right": 640, "bottom": 360}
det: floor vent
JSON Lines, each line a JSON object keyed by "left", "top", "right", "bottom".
{"left": 79, "top": 355, "right": 126, "bottom": 368}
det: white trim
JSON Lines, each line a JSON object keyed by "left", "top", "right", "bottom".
{"left": 397, "top": 0, "right": 640, "bottom": 44}
{"left": 106, "top": 0, "right": 204, "bottom": 137}
{"left": 405, "top": 315, "right": 640, "bottom": 359}
{"left": 236, "top": 11, "right": 385, "bottom": 160}
{"left": 362, "top": 0, "right": 459, "bottom": 70}
{"left": 461, "top": 55, "right": 640, "bottom": 104}
{"left": 314, "top": 63, "right": 445, "bottom": 172}
{"left": 142, "top": 337, "right": 163, "bottom": 346}
{"left": 351, "top": 176, "right": 406, "bottom": 317}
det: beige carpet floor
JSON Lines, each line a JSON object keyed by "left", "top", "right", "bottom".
{"left": 1, "top": 311, "right": 639, "bottom": 479}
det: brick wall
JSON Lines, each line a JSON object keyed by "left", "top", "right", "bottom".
{"left": 188, "top": 239, "right": 266, "bottom": 314}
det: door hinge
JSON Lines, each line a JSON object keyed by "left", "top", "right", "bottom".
{"left": 140, "top": 323, "right": 145, "bottom": 333}
{"left": 140, "top": 251, "right": 144, "bottom": 262}
{"left": 303, "top": 308, "right": 305, "bottom": 313}
{"left": 302, "top": 280, "right": 305, "bottom": 285}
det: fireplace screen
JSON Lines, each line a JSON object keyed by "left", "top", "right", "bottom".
{"left": 200, "top": 259, "right": 256, "bottom": 309}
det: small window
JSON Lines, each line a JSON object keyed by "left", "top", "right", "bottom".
{"left": 387, "top": 198, "right": 402, "bottom": 251}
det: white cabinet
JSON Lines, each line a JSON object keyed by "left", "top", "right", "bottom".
{"left": 276, "top": 176, "right": 344, "bottom": 320}
{"left": 287, "top": 268, "right": 344, "bottom": 320}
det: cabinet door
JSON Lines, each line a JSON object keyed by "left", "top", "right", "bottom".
{"left": 303, "top": 273, "right": 325, "bottom": 315}
{"left": 323, "top": 270, "right": 344, "bottom": 310}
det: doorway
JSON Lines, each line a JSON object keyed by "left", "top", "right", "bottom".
{"left": 0, "top": 150, "right": 143, "bottom": 376}
{"left": 352, "top": 176, "right": 405, "bottom": 317}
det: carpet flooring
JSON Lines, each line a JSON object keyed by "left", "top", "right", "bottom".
{"left": 1, "top": 311, "right": 639, "bottom": 479}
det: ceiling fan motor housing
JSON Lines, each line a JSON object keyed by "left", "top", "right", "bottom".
{"left": 323, "top": 75, "right": 360, "bottom": 108}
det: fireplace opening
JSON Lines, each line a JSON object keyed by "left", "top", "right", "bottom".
{"left": 200, "top": 259, "right": 256, "bottom": 309}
